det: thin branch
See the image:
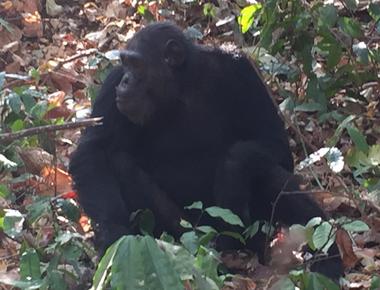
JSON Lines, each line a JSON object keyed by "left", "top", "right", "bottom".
{"left": 0, "top": 117, "right": 102, "bottom": 142}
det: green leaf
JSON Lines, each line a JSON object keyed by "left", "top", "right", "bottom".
{"left": 369, "top": 3, "right": 380, "bottom": 21}
{"left": 57, "top": 199, "right": 80, "bottom": 222}
{"left": 111, "top": 235, "right": 183, "bottom": 290}
{"left": 20, "top": 93, "right": 36, "bottom": 113}
{"left": 371, "top": 275, "right": 380, "bottom": 290}
{"left": 306, "top": 217, "right": 322, "bottom": 228}
{"left": 203, "top": 3, "right": 216, "bottom": 18}
{"left": 47, "top": 270, "right": 67, "bottom": 290}
{"left": 294, "top": 102, "right": 324, "bottom": 112}
{"left": 205, "top": 206, "right": 244, "bottom": 227}
{"left": 326, "top": 115, "right": 356, "bottom": 147}
{"left": 318, "top": 5, "right": 338, "bottom": 28}
{"left": 92, "top": 237, "right": 123, "bottom": 289}
{"left": 0, "top": 71, "right": 5, "bottom": 89}
{"left": 180, "top": 219, "right": 193, "bottom": 229}
{"left": 270, "top": 277, "right": 296, "bottom": 290}
{"left": 243, "top": 220, "right": 260, "bottom": 239}
{"left": 305, "top": 272, "right": 339, "bottom": 290}
{"left": 0, "top": 154, "right": 17, "bottom": 170}
{"left": 347, "top": 126, "right": 369, "bottom": 153}
{"left": 338, "top": 17, "right": 362, "bottom": 38}
{"left": 220, "top": 231, "right": 245, "bottom": 244}
{"left": 353, "top": 42, "right": 369, "bottom": 64}
{"left": 20, "top": 248, "right": 41, "bottom": 281}
{"left": 0, "top": 184, "right": 9, "bottom": 198}
{"left": 30, "top": 101, "right": 48, "bottom": 119}
{"left": 0, "top": 278, "right": 43, "bottom": 289}
{"left": 343, "top": 0, "right": 358, "bottom": 11}
{"left": 11, "top": 119, "right": 24, "bottom": 132}
{"left": 312, "top": 221, "right": 332, "bottom": 250}
{"left": 180, "top": 231, "right": 199, "bottom": 254}
{"left": 196, "top": 226, "right": 216, "bottom": 234}
{"left": 29, "top": 68, "right": 40, "bottom": 82}
{"left": 368, "top": 144, "right": 380, "bottom": 166}
{"left": 238, "top": 4, "right": 262, "bottom": 33}
{"left": 185, "top": 201, "right": 203, "bottom": 210}
{"left": 195, "top": 246, "right": 221, "bottom": 285}
{"left": 26, "top": 196, "right": 51, "bottom": 223}
{"left": 342, "top": 220, "right": 369, "bottom": 232}
{"left": 3, "top": 209, "right": 24, "bottom": 238}
{"left": 7, "top": 92, "right": 22, "bottom": 114}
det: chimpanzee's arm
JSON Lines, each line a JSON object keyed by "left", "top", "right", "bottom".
{"left": 70, "top": 66, "right": 183, "bottom": 250}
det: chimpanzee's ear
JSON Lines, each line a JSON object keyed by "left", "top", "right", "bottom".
{"left": 164, "top": 39, "right": 186, "bottom": 67}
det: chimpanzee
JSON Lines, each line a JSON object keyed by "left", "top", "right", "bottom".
{"left": 69, "top": 22, "right": 342, "bottom": 278}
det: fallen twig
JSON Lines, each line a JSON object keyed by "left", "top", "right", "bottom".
{"left": 0, "top": 117, "right": 102, "bottom": 142}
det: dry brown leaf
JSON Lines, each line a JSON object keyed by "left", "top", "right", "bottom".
{"left": 22, "top": 11, "right": 43, "bottom": 38}
{"left": 17, "top": 147, "right": 53, "bottom": 175}
{"left": 0, "top": 24, "right": 22, "bottom": 48}
{"left": 336, "top": 229, "right": 360, "bottom": 269}
{"left": 222, "top": 275, "right": 256, "bottom": 290}
{"left": 1, "top": 1, "right": 13, "bottom": 10}
{"left": 40, "top": 166, "right": 73, "bottom": 196}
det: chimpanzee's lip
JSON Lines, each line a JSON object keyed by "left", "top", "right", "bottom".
{"left": 115, "top": 97, "right": 124, "bottom": 103}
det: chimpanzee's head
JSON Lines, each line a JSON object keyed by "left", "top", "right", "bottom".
{"left": 115, "top": 22, "right": 193, "bottom": 125}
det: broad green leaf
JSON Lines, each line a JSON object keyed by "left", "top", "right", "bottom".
{"left": 312, "top": 222, "right": 332, "bottom": 250}
{"left": 294, "top": 102, "right": 324, "bottom": 112}
{"left": 347, "top": 126, "right": 369, "bottom": 153}
{"left": 0, "top": 278, "right": 42, "bottom": 289}
{"left": 0, "top": 184, "right": 9, "bottom": 198}
{"left": 338, "top": 17, "right": 362, "bottom": 38}
{"left": 243, "top": 220, "right": 260, "bottom": 239}
{"left": 195, "top": 246, "right": 221, "bottom": 285}
{"left": 342, "top": 220, "right": 369, "bottom": 232}
{"left": 3, "top": 209, "right": 24, "bottom": 238}
{"left": 111, "top": 235, "right": 183, "bottom": 290}
{"left": 205, "top": 206, "right": 244, "bottom": 227}
{"left": 196, "top": 225, "right": 216, "bottom": 234}
{"left": 92, "top": 238, "right": 123, "bottom": 290}
{"left": 29, "top": 68, "right": 40, "bottom": 82}
{"left": 56, "top": 199, "right": 80, "bottom": 222}
{"left": 180, "top": 231, "right": 199, "bottom": 254}
{"left": 0, "top": 71, "right": 5, "bottom": 89}
{"left": 7, "top": 92, "right": 22, "bottom": 114}
{"left": 305, "top": 272, "right": 339, "bottom": 290}
{"left": 26, "top": 196, "right": 51, "bottom": 223}
{"left": 369, "top": 3, "right": 380, "bottom": 21}
{"left": 326, "top": 115, "right": 356, "bottom": 147}
{"left": 20, "top": 248, "right": 41, "bottom": 281}
{"left": 11, "top": 119, "right": 24, "bottom": 132}
{"left": 185, "top": 201, "right": 203, "bottom": 210}
{"left": 368, "top": 145, "right": 380, "bottom": 166}
{"left": 220, "top": 231, "right": 245, "bottom": 244}
{"left": 20, "top": 93, "right": 36, "bottom": 113}
{"left": 353, "top": 42, "right": 369, "bottom": 64}
{"left": 0, "top": 154, "right": 17, "bottom": 170}
{"left": 180, "top": 219, "right": 193, "bottom": 229}
{"left": 30, "top": 101, "right": 48, "bottom": 119}
{"left": 318, "top": 5, "right": 338, "bottom": 28}
{"left": 47, "top": 270, "right": 67, "bottom": 290}
{"left": 343, "top": 0, "right": 358, "bottom": 11}
{"left": 371, "top": 275, "right": 380, "bottom": 290}
{"left": 239, "top": 4, "right": 262, "bottom": 33}
{"left": 306, "top": 217, "right": 322, "bottom": 228}
{"left": 203, "top": 3, "right": 216, "bottom": 18}
{"left": 270, "top": 277, "right": 296, "bottom": 290}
